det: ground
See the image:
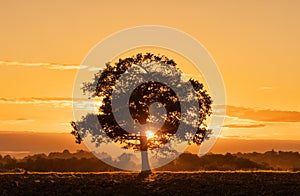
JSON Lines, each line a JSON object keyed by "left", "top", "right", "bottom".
{"left": 1, "top": 172, "right": 300, "bottom": 195}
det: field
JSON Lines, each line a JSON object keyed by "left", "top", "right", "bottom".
{"left": 1, "top": 172, "right": 300, "bottom": 195}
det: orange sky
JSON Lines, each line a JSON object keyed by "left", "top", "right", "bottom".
{"left": 0, "top": 1, "right": 300, "bottom": 154}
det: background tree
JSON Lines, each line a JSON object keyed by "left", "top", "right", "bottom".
{"left": 71, "top": 53, "right": 212, "bottom": 173}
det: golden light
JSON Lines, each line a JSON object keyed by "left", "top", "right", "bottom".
{"left": 145, "top": 130, "right": 154, "bottom": 139}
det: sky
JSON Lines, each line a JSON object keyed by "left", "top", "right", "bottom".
{"left": 0, "top": 0, "right": 300, "bottom": 155}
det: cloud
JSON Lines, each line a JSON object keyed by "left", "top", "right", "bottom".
{"left": 0, "top": 97, "right": 71, "bottom": 102}
{"left": 0, "top": 97, "right": 73, "bottom": 108}
{"left": 227, "top": 105, "right": 300, "bottom": 122}
{"left": 0, "top": 60, "right": 83, "bottom": 70}
{"left": 0, "top": 97, "right": 98, "bottom": 110}
{"left": 260, "top": 86, "right": 273, "bottom": 90}
{"left": 1, "top": 96, "right": 299, "bottom": 123}
{"left": 0, "top": 118, "right": 34, "bottom": 124}
{"left": 223, "top": 123, "right": 265, "bottom": 129}
{"left": 15, "top": 118, "right": 33, "bottom": 121}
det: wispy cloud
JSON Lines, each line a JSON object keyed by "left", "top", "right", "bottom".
{"left": 1, "top": 97, "right": 299, "bottom": 123}
{"left": 259, "top": 86, "right": 273, "bottom": 90}
{"left": 0, "top": 97, "right": 97, "bottom": 110}
{"left": 0, "top": 118, "right": 34, "bottom": 124}
{"left": 0, "top": 60, "right": 84, "bottom": 70}
{"left": 227, "top": 105, "right": 300, "bottom": 122}
{"left": 223, "top": 123, "right": 265, "bottom": 129}
{"left": 0, "top": 97, "right": 73, "bottom": 108}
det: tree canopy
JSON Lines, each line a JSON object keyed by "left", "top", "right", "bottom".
{"left": 71, "top": 53, "right": 212, "bottom": 154}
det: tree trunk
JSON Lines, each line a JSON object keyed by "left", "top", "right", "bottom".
{"left": 140, "top": 135, "right": 151, "bottom": 172}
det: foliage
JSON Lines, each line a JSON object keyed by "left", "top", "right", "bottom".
{"left": 71, "top": 53, "right": 212, "bottom": 152}
{"left": 1, "top": 150, "right": 300, "bottom": 172}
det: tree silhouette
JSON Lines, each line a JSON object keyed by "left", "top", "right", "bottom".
{"left": 71, "top": 53, "right": 212, "bottom": 172}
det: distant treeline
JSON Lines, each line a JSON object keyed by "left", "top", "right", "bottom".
{"left": 159, "top": 150, "right": 300, "bottom": 171}
{"left": 0, "top": 150, "right": 300, "bottom": 172}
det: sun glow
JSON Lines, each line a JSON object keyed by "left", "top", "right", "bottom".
{"left": 145, "top": 130, "right": 154, "bottom": 139}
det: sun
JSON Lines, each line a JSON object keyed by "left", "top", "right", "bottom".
{"left": 145, "top": 130, "right": 154, "bottom": 139}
